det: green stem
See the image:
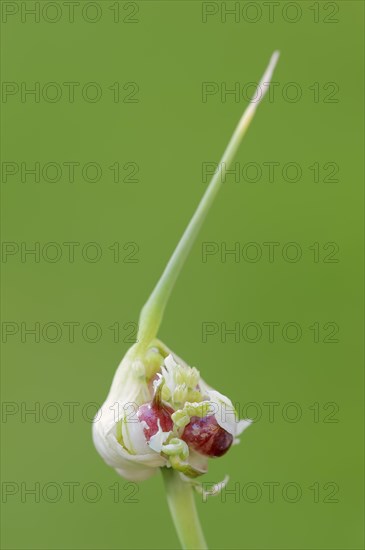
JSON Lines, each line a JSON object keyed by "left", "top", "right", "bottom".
{"left": 137, "top": 51, "right": 279, "bottom": 348}
{"left": 162, "top": 468, "right": 207, "bottom": 550}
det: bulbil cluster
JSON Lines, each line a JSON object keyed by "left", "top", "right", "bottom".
{"left": 93, "top": 343, "right": 251, "bottom": 481}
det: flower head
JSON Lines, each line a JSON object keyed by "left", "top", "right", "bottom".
{"left": 93, "top": 341, "right": 251, "bottom": 481}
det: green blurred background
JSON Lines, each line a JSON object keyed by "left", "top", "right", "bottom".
{"left": 1, "top": 1, "right": 364, "bottom": 548}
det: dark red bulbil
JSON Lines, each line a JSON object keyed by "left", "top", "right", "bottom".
{"left": 137, "top": 402, "right": 174, "bottom": 441}
{"left": 182, "top": 415, "right": 233, "bottom": 457}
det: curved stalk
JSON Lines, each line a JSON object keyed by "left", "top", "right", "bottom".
{"left": 162, "top": 468, "right": 207, "bottom": 550}
{"left": 137, "top": 51, "right": 280, "bottom": 348}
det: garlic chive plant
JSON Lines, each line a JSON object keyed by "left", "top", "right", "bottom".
{"left": 93, "top": 51, "right": 280, "bottom": 549}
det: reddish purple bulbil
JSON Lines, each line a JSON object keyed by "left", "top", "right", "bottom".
{"left": 182, "top": 415, "right": 233, "bottom": 457}
{"left": 137, "top": 402, "right": 174, "bottom": 441}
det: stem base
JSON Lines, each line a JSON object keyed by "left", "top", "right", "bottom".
{"left": 162, "top": 468, "right": 208, "bottom": 550}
